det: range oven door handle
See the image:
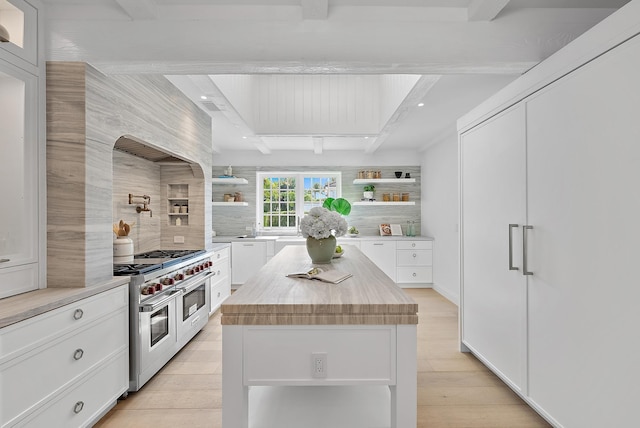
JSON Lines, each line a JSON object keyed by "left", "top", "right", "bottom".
{"left": 178, "top": 271, "right": 215, "bottom": 293}
{"left": 140, "top": 290, "right": 182, "bottom": 312}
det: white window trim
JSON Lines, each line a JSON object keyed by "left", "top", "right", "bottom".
{"left": 256, "top": 171, "right": 342, "bottom": 232}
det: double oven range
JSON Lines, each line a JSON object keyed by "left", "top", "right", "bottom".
{"left": 114, "top": 249, "right": 214, "bottom": 391}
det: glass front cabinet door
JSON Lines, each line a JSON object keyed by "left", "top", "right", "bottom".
{"left": 0, "top": 58, "right": 39, "bottom": 298}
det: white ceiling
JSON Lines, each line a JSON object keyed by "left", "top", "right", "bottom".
{"left": 41, "top": 0, "right": 630, "bottom": 154}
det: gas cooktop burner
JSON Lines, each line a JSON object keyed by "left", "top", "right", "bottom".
{"left": 113, "top": 249, "right": 206, "bottom": 276}
{"left": 135, "top": 249, "right": 205, "bottom": 259}
{"left": 113, "top": 263, "right": 161, "bottom": 276}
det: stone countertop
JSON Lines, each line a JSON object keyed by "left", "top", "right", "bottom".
{"left": 221, "top": 245, "right": 418, "bottom": 326}
{"left": 0, "top": 277, "right": 130, "bottom": 329}
{"left": 213, "top": 235, "right": 433, "bottom": 243}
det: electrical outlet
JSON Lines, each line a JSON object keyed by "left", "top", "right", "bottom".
{"left": 173, "top": 236, "right": 185, "bottom": 244}
{"left": 311, "top": 352, "right": 327, "bottom": 378}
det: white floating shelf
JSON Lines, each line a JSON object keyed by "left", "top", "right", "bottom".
{"left": 212, "top": 177, "right": 248, "bottom": 185}
{"left": 212, "top": 202, "right": 249, "bottom": 206}
{"left": 168, "top": 212, "right": 190, "bottom": 215}
{"left": 168, "top": 197, "right": 189, "bottom": 201}
{"left": 353, "top": 178, "right": 415, "bottom": 184}
{"left": 352, "top": 201, "right": 416, "bottom": 206}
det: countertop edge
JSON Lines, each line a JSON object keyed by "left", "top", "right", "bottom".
{"left": 213, "top": 235, "right": 434, "bottom": 243}
{"left": 0, "top": 277, "right": 130, "bottom": 329}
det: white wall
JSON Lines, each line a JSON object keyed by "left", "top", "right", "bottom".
{"left": 421, "top": 132, "right": 459, "bottom": 305}
{"left": 213, "top": 149, "right": 421, "bottom": 167}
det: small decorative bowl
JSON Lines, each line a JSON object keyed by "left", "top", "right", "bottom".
{"left": 395, "top": 171, "right": 402, "bottom": 178}
{"left": 333, "top": 250, "right": 345, "bottom": 258}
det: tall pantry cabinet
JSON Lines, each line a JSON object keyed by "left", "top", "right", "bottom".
{"left": 459, "top": 4, "right": 640, "bottom": 427}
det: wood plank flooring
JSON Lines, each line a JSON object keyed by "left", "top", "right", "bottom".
{"left": 94, "top": 289, "right": 550, "bottom": 428}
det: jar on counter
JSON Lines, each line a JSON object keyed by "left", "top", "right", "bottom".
{"left": 402, "top": 193, "right": 409, "bottom": 201}
{"left": 393, "top": 193, "right": 400, "bottom": 201}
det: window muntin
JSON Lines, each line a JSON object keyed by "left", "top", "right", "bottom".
{"left": 258, "top": 172, "right": 341, "bottom": 231}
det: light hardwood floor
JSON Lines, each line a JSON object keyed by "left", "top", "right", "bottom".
{"left": 95, "top": 289, "right": 550, "bottom": 428}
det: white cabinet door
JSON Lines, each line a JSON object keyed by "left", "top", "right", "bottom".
{"left": 525, "top": 34, "right": 640, "bottom": 428}
{"left": 231, "top": 241, "right": 267, "bottom": 285}
{"left": 460, "top": 104, "right": 527, "bottom": 393}
{"left": 0, "top": 60, "right": 39, "bottom": 298}
{"left": 360, "top": 240, "right": 396, "bottom": 282}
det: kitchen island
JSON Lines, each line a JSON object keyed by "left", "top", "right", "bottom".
{"left": 221, "top": 245, "right": 418, "bottom": 427}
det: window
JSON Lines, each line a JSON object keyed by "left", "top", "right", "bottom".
{"left": 258, "top": 172, "right": 341, "bottom": 231}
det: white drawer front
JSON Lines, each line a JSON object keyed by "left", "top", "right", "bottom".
{"left": 18, "top": 350, "right": 128, "bottom": 428}
{"left": 397, "top": 267, "right": 433, "bottom": 283}
{"left": 243, "top": 326, "right": 396, "bottom": 385}
{"left": 212, "top": 247, "right": 230, "bottom": 262}
{"left": 210, "top": 259, "right": 230, "bottom": 282}
{"left": 397, "top": 249, "right": 432, "bottom": 267}
{"left": 1, "top": 308, "right": 128, "bottom": 425}
{"left": 210, "top": 281, "right": 231, "bottom": 314}
{"left": 0, "top": 285, "right": 127, "bottom": 361}
{"left": 396, "top": 240, "right": 432, "bottom": 250}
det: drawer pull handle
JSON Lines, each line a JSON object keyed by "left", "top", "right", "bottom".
{"left": 191, "top": 315, "right": 201, "bottom": 326}
{"left": 217, "top": 292, "right": 221, "bottom": 298}
{"left": 73, "top": 349, "right": 84, "bottom": 360}
{"left": 74, "top": 401, "right": 84, "bottom": 414}
{"left": 73, "top": 309, "right": 84, "bottom": 320}
{"left": 373, "top": 243, "right": 383, "bottom": 246}
{"left": 217, "top": 254, "right": 221, "bottom": 259}
{"left": 413, "top": 253, "right": 417, "bottom": 258}
{"left": 0, "top": 258, "right": 10, "bottom": 263}
{"left": 212, "top": 270, "right": 216, "bottom": 276}
{"left": 412, "top": 243, "right": 416, "bottom": 248}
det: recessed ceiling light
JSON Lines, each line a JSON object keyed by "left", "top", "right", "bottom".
{"left": 200, "top": 95, "right": 207, "bottom": 100}
{"left": 417, "top": 102, "right": 425, "bottom": 107}
{"left": 242, "top": 136, "right": 247, "bottom": 139}
{"left": 364, "top": 136, "right": 369, "bottom": 139}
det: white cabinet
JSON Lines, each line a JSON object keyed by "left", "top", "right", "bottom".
{"left": 0, "top": 3, "right": 43, "bottom": 299}
{"left": 210, "top": 246, "right": 231, "bottom": 315}
{"left": 396, "top": 240, "right": 433, "bottom": 286}
{"left": 231, "top": 241, "right": 267, "bottom": 285}
{"left": 459, "top": 29, "right": 640, "bottom": 427}
{"left": 460, "top": 104, "right": 527, "bottom": 393}
{"left": 0, "top": 0, "right": 39, "bottom": 72}
{"left": 523, "top": 34, "right": 640, "bottom": 428}
{"left": 360, "top": 240, "right": 396, "bottom": 282}
{"left": 0, "top": 285, "right": 129, "bottom": 427}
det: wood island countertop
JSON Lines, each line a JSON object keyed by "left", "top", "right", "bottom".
{"left": 221, "top": 245, "right": 418, "bottom": 326}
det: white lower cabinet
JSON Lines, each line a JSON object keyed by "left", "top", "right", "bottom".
{"left": 396, "top": 241, "right": 433, "bottom": 286}
{"left": 210, "top": 246, "right": 231, "bottom": 315}
{"left": 0, "top": 285, "right": 129, "bottom": 427}
{"left": 231, "top": 241, "right": 267, "bottom": 285}
{"left": 360, "top": 240, "right": 396, "bottom": 282}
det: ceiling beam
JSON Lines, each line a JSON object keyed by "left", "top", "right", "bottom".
{"left": 365, "top": 75, "right": 441, "bottom": 154}
{"left": 254, "top": 139, "right": 272, "bottom": 155}
{"left": 115, "top": 0, "right": 158, "bottom": 20}
{"left": 467, "top": 0, "right": 510, "bottom": 21}
{"left": 313, "top": 137, "right": 324, "bottom": 154}
{"left": 301, "top": 0, "right": 328, "bottom": 20}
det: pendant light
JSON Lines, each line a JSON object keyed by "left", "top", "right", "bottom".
{"left": 0, "top": 24, "right": 10, "bottom": 43}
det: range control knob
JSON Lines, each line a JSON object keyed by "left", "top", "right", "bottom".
{"left": 174, "top": 273, "right": 184, "bottom": 281}
{"left": 155, "top": 283, "right": 163, "bottom": 292}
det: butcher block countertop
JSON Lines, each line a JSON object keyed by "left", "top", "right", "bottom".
{"left": 221, "top": 245, "right": 418, "bottom": 326}
{"left": 0, "top": 277, "right": 130, "bottom": 329}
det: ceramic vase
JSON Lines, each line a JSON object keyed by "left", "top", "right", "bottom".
{"left": 306, "top": 235, "right": 336, "bottom": 264}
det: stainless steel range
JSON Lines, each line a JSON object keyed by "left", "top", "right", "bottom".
{"left": 115, "top": 249, "right": 214, "bottom": 391}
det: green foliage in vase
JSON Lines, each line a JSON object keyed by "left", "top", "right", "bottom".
{"left": 322, "top": 197, "right": 352, "bottom": 216}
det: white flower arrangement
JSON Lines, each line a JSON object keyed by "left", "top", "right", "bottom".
{"left": 300, "top": 207, "right": 348, "bottom": 240}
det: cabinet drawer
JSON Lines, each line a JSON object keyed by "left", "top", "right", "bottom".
{"left": 397, "top": 267, "right": 433, "bottom": 283}
{"left": 396, "top": 240, "right": 432, "bottom": 250}
{"left": 0, "top": 285, "right": 128, "bottom": 361}
{"left": 0, "top": 308, "right": 128, "bottom": 425}
{"left": 212, "top": 247, "right": 230, "bottom": 262}
{"left": 210, "top": 259, "right": 229, "bottom": 282}
{"left": 243, "top": 326, "right": 396, "bottom": 385}
{"left": 210, "top": 281, "right": 231, "bottom": 314}
{"left": 17, "top": 350, "right": 128, "bottom": 428}
{"left": 397, "top": 250, "right": 432, "bottom": 267}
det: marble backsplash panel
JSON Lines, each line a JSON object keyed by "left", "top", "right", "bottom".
{"left": 212, "top": 165, "right": 421, "bottom": 237}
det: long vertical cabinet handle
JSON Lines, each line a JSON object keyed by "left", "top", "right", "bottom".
{"left": 523, "top": 225, "right": 534, "bottom": 275}
{"left": 508, "top": 224, "right": 519, "bottom": 270}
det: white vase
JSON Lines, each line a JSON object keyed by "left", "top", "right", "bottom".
{"left": 113, "top": 236, "right": 134, "bottom": 263}
{"left": 363, "top": 191, "right": 374, "bottom": 199}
